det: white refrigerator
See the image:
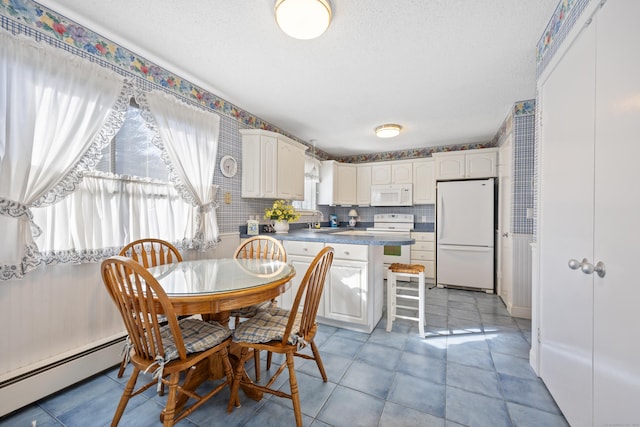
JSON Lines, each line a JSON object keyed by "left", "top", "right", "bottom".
{"left": 436, "top": 178, "right": 495, "bottom": 291}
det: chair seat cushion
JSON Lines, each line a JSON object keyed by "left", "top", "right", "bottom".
{"left": 230, "top": 300, "right": 274, "bottom": 319}
{"left": 233, "top": 307, "right": 302, "bottom": 345}
{"left": 160, "top": 318, "right": 231, "bottom": 362}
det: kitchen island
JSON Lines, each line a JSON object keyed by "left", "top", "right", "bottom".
{"left": 248, "top": 228, "right": 415, "bottom": 334}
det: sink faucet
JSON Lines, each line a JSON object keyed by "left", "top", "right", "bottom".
{"left": 309, "top": 210, "right": 323, "bottom": 229}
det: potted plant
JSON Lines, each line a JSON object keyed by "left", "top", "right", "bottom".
{"left": 264, "top": 200, "right": 300, "bottom": 233}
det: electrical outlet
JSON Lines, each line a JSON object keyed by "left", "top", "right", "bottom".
{"left": 421, "top": 216, "right": 427, "bottom": 223}
{"left": 526, "top": 207, "right": 533, "bottom": 219}
{"left": 224, "top": 192, "right": 232, "bottom": 204}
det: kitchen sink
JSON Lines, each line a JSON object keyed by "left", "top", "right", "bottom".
{"left": 331, "top": 230, "right": 372, "bottom": 236}
{"left": 302, "top": 227, "right": 338, "bottom": 233}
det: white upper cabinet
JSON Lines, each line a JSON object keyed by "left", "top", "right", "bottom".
{"left": 277, "top": 138, "right": 306, "bottom": 200}
{"left": 412, "top": 158, "right": 435, "bottom": 204}
{"left": 240, "top": 129, "right": 308, "bottom": 200}
{"left": 391, "top": 162, "right": 413, "bottom": 184}
{"left": 433, "top": 148, "right": 498, "bottom": 180}
{"left": 371, "top": 161, "right": 413, "bottom": 185}
{"left": 371, "top": 163, "right": 392, "bottom": 185}
{"left": 320, "top": 159, "right": 427, "bottom": 206}
{"left": 356, "top": 164, "right": 371, "bottom": 206}
{"left": 318, "top": 160, "right": 357, "bottom": 206}
{"left": 336, "top": 163, "right": 357, "bottom": 205}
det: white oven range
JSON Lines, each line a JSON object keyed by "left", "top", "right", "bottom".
{"left": 366, "top": 214, "right": 414, "bottom": 272}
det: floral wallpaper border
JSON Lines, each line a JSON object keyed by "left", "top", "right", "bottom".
{"left": 2, "top": 0, "right": 541, "bottom": 165}
{"left": 0, "top": 0, "right": 337, "bottom": 157}
{"left": 513, "top": 99, "right": 535, "bottom": 117}
{"left": 535, "top": 0, "right": 591, "bottom": 76}
{"left": 333, "top": 99, "right": 536, "bottom": 164}
{"left": 492, "top": 99, "right": 535, "bottom": 146}
{"left": 334, "top": 141, "right": 497, "bottom": 164}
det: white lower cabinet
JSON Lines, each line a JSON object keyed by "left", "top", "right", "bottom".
{"left": 281, "top": 240, "right": 383, "bottom": 333}
{"left": 410, "top": 232, "right": 435, "bottom": 280}
{"left": 280, "top": 241, "right": 325, "bottom": 313}
{"left": 324, "top": 258, "right": 367, "bottom": 325}
{"left": 320, "top": 243, "right": 383, "bottom": 333}
{"left": 323, "top": 243, "right": 368, "bottom": 325}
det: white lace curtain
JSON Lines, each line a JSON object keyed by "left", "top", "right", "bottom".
{"left": 0, "top": 29, "right": 130, "bottom": 280}
{"left": 294, "top": 156, "right": 321, "bottom": 211}
{"left": 32, "top": 172, "right": 191, "bottom": 264}
{"left": 1, "top": 29, "right": 223, "bottom": 279}
{"left": 142, "top": 90, "right": 220, "bottom": 250}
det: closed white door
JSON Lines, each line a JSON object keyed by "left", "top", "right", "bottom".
{"left": 497, "top": 138, "right": 512, "bottom": 304}
{"left": 539, "top": 3, "right": 640, "bottom": 425}
{"left": 538, "top": 16, "right": 596, "bottom": 427}
{"left": 592, "top": 1, "right": 640, "bottom": 423}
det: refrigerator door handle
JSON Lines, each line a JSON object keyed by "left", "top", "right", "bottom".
{"left": 439, "top": 246, "right": 492, "bottom": 252}
{"left": 437, "top": 192, "right": 444, "bottom": 240}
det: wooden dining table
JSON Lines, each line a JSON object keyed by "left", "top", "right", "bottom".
{"left": 146, "top": 257, "right": 295, "bottom": 409}
{"left": 148, "top": 257, "right": 295, "bottom": 324}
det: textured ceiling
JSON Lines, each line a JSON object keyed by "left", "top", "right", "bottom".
{"left": 38, "top": 0, "right": 558, "bottom": 157}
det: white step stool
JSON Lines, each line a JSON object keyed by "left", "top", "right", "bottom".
{"left": 386, "top": 263, "right": 426, "bottom": 338}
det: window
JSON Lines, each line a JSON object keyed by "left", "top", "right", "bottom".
{"left": 32, "top": 99, "right": 191, "bottom": 259}
{"left": 293, "top": 156, "right": 321, "bottom": 212}
{"left": 96, "top": 100, "right": 169, "bottom": 181}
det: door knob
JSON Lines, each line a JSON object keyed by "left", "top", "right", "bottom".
{"left": 568, "top": 258, "right": 586, "bottom": 270}
{"left": 593, "top": 261, "right": 606, "bottom": 278}
{"left": 568, "top": 258, "right": 606, "bottom": 278}
{"left": 502, "top": 232, "right": 509, "bottom": 237}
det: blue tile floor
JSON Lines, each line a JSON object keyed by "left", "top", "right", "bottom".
{"left": 0, "top": 287, "right": 569, "bottom": 426}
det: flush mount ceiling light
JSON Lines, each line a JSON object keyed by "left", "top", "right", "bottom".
{"left": 275, "top": 0, "right": 332, "bottom": 40}
{"left": 375, "top": 124, "right": 402, "bottom": 138}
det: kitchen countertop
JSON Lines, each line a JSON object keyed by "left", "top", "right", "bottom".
{"left": 241, "top": 227, "right": 415, "bottom": 246}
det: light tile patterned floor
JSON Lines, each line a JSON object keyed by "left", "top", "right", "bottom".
{"left": 0, "top": 287, "right": 569, "bottom": 426}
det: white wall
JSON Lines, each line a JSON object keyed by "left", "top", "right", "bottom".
{"left": 0, "top": 232, "right": 240, "bottom": 416}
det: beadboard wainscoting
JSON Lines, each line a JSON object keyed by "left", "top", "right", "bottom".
{"left": 510, "top": 234, "right": 533, "bottom": 319}
{"left": 0, "top": 232, "right": 240, "bottom": 417}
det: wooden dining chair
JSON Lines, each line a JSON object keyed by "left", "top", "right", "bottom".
{"left": 230, "top": 235, "right": 287, "bottom": 381}
{"left": 116, "top": 238, "right": 183, "bottom": 379}
{"left": 227, "top": 246, "right": 334, "bottom": 427}
{"left": 102, "top": 256, "right": 235, "bottom": 427}
{"left": 119, "top": 238, "right": 183, "bottom": 268}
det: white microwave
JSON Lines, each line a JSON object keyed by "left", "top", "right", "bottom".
{"left": 370, "top": 184, "right": 413, "bottom": 206}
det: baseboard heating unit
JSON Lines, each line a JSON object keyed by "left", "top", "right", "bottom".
{"left": 0, "top": 335, "right": 125, "bottom": 417}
